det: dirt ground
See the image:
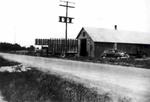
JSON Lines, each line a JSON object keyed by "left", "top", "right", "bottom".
{"left": 0, "top": 53, "right": 150, "bottom": 102}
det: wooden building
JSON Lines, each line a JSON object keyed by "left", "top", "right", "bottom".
{"left": 76, "top": 27, "right": 150, "bottom": 58}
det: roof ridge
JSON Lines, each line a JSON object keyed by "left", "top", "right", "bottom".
{"left": 83, "top": 26, "right": 150, "bottom": 34}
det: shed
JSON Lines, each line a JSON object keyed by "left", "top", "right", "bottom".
{"left": 76, "top": 27, "right": 150, "bottom": 57}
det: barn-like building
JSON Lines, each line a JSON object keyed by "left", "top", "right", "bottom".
{"left": 76, "top": 27, "right": 150, "bottom": 58}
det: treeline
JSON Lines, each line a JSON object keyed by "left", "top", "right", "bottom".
{"left": 0, "top": 42, "right": 34, "bottom": 52}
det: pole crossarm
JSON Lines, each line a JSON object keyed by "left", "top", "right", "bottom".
{"left": 59, "top": 4, "right": 75, "bottom": 8}
{"left": 60, "top": 0, "right": 75, "bottom": 4}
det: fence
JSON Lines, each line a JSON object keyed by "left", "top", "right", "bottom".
{"left": 35, "top": 38, "right": 78, "bottom": 55}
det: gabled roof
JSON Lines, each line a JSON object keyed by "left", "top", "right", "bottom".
{"left": 77, "top": 27, "right": 150, "bottom": 44}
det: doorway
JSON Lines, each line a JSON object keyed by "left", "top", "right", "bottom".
{"left": 80, "top": 39, "right": 87, "bottom": 56}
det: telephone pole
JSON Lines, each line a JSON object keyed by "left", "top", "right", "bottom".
{"left": 114, "top": 25, "right": 117, "bottom": 50}
{"left": 59, "top": 0, "right": 75, "bottom": 56}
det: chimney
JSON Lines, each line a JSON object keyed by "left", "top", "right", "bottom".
{"left": 114, "top": 25, "right": 117, "bottom": 30}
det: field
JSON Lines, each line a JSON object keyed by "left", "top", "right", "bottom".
{"left": 0, "top": 53, "right": 150, "bottom": 102}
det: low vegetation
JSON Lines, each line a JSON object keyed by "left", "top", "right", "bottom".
{"left": 0, "top": 67, "right": 115, "bottom": 102}
{"left": 0, "top": 56, "right": 20, "bottom": 67}
{"left": 0, "top": 42, "right": 35, "bottom": 53}
{"left": 0, "top": 42, "right": 26, "bottom": 52}
{"left": 98, "top": 57, "right": 150, "bottom": 68}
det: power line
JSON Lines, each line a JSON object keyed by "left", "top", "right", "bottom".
{"left": 60, "top": 0, "right": 75, "bottom": 4}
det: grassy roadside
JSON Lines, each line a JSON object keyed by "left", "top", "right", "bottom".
{"left": 0, "top": 56, "right": 20, "bottom": 67}
{"left": 0, "top": 68, "right": 117, "bottom": 102}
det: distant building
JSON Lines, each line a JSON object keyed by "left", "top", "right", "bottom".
{"left": 76, "top": 27, "right": 150, "bottom": 57}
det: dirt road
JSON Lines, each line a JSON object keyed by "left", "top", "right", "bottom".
{"left": 0, "top": 53, "right": 150, "bottom": 102}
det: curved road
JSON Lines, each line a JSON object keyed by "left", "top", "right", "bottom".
{"left": 0, "top": 53, "right": 150, "bottom": 102}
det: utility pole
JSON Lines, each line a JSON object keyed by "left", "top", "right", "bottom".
{"left": 14, "top": 26, "right": 16, "bottom": 44}
{"left": 114, "top": 25, "right": 117, "bottom": 50}
{"left": 59, "top": 0, "right": 75, "bottom": 56}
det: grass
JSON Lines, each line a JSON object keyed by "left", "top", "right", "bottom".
{"left": 0, "top": 56, "right": 20, "bottom": 67}
{"left": 0, "top": 68, "right": 117, "bottom": 102}
{"left": 98, "top": 57, "right": 150, "bottom": 69}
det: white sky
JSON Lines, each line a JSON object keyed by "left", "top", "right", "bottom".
{"left": 0, "top": 0, "right": 150, "bottom": 46}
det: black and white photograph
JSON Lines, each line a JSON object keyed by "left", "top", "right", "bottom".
{"left": 0, "top": 0, "right": 150, "bottom": 102}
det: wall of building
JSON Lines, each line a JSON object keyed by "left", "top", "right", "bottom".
{"left": 118, "top": 43, "right": 150, "bottom": 56}
{"left": 139, "top": 44, "right": 150, "bottom": 56}
{"left": 94, "top": 42, "right": 150, "bottom": 58}
{"left": 94, "top": 42, "right": 114, "bottom": 58}
{"left": 77, "top": 29, "right": 95, "bottom": 57}
{"left": 117, "top": 43, "right": 137, "bottom": 55}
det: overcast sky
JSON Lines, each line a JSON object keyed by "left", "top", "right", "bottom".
{"left": 0, "top": 0, "right": 150, "bottom": 46}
